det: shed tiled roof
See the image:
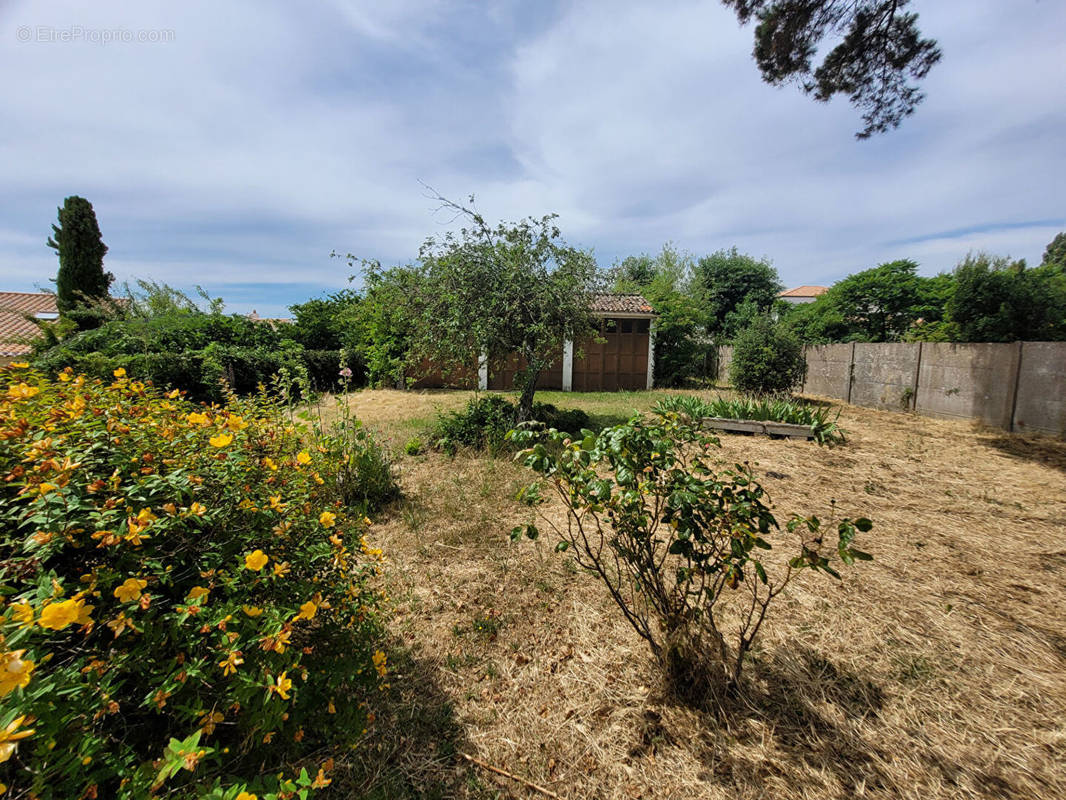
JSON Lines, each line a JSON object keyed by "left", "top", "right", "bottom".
{"left": 778, "top": 285, "right": 828, "bottom": 298}
{"left": 0, "top": 292, "right": 58, "bottom": 356}
{"left": 589, "top": 293, "right": 655, "bottom": 315}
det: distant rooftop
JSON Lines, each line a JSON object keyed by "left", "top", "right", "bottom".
{"left": 0, "top": 291, "right": 58, "bottom": 356}
{"left": 589, "top": 293, "right": 655, "bottom": 315}
{"left": 778, "top": 285, "right": 828, "bottom": 298}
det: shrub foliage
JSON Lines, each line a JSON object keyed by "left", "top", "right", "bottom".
{"left": 729, "top": 315, "right": 807, "bottom": 396}
{"left": 512, "top": 415, "right": 870, "bottom": 703}
{"left": 0, "top": 365, "right": 386, "bottom": 798}
{"left": 653, "top": 394, "right": 845, "bottom": 446}
{"left": 431, "top": 395, "right": 589, "bottom": 456}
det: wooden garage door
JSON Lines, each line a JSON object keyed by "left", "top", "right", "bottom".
{"left": 572, "top": 318, "right": 650, "bottom": 391}
{"left": 488, "top": 348, "right": 564, "bottom": 391}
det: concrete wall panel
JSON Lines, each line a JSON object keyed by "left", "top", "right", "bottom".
{"left": 803, "top": 344, "right": 853, "bottom": 400}
{"left": 849, "top": 343, "right": 920, "bottom": 410}
{"left": 1013, "top": 342, "right": 1066, "bottom": 436}
{"left": 914, "top": 343, "right": 1018, "bottom": 428}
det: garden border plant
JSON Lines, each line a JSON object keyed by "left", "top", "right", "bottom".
{"left": 0, "top": 363, "right": 390, "bottom": 799}
{"left": 510, "top": 414, "right": 871, "bottom": 705}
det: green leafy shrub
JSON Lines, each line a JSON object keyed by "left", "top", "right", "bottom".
{"left": 403, "top": 438, "right": 423, "bottom": 456}
{"left": 312, "top": 409, "right": 399, "bottom": 513}
{"left": 0, "top": 364, "right": 388, "bottom": 798}
{"left": 729, "top": 315, "right": 807, "bottom": 395}
{"left": 301, "top": 350, "right": 366, "bottom": 392}
{"left": 431, "top": 396, "right": 590, "bottom": 456}
{"left": 653, "top": 394, "right": 845, "bottom": 446}
{"left": 511, "top": 415, "right": 871, "bottom": 704}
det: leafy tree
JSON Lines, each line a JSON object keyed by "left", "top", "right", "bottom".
{"left": 722, "top": 0, "right": 941, "bottom": 138}
{"left": 609, "top": 244, "right": 711, "bottom": 387}
{"left": 285, "top": 289, "right": 361, "bottom": 351}
{"left": 692, "top": 248, "right": 782, "bottom": 340}
{"left": 47, "top": 196, "right": 114, "bottom": 328}
{"left": 825, "top": 259, "right": 928, "bottom": 342}
{"left": 730, "top": 314, "right": 807, "bottom": 395}
{"left": 947, "top": 253, "right": 1065, "bottom": 342}
{"left": 411, "top": 196, "right": 598, "bottom": 421}
{"left": 1042, "top": 231, "right": 1066, "bottom": 269}
{"left": 350, "top": 264, "right": 424, "bottom": 388}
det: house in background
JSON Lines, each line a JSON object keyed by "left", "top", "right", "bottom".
{"left": 415, "top": 293, "right": 658, "bottom": 392}
{"left": 0, "top": 292, "right": 59, "bottom": 362}
{"left": 778, "top": 285, "right": 828, "bottom": 304}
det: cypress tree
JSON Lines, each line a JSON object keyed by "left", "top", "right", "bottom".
{"left": 47, "top": 196, "right": 113, "bottom": 316}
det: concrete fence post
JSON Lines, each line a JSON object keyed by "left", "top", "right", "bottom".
{"left": 910, "top": 341, "right": 923, "bottom": 411}
{"left": 845, "top": 342, "right": 856, "bottom": 405}
{"left": 561, "top": 339, "right": 574, "bottom": 392}
{"left": 1007, "top": 340, "right": 1024, "bottom": 432}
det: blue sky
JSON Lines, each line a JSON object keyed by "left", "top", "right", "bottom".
{"left": 2, "top": 0, "right": 1064, "bottom": 316}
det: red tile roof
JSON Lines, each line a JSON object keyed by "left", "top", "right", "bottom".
{"left": 0, "top": 292, "right": 58, "bottom": 356}
{"left": 778, "top": 285, "right": 828, "bottom": 298}
{"left": 589, "top": 293, "right": 655, "bottom": 315}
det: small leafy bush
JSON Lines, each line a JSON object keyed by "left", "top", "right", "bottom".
{"left": 511, "top": 415, "right": 870, "bottom": 704}
{"left": 403, "top": 437, "right": 423, "bottom": 456}
{"left": 729, "top": 315, "right": 807, "bottom": 396}
{"left": 0, "top": 365, "right": 388, "bottom": 798}
{"left": 653, "top": 394, "right": 845, "bottom": 446}
{"left": 431, "top": 395, "right": 590, "bottom": 456}
{"left": 313, "top": 411, "right": 399, "bottom": 513}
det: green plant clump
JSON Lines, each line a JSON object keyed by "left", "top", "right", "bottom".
{"left": 431, "top": 395, "right": 589, "bottom": 456}
{"left": 653, "top": 394, "right": 845, "bottom": 446}
{"left": 510, "top": 415, "right": 871, "bottom": 704}
{"left": 0, "top": 364, "right": 388, "bottom": 799}
{"left": 729, "top": 315, "right": 807, "bottom": 396}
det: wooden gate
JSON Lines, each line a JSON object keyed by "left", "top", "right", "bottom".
{"left": 488, "top": 349, "right": 563, "bottom": 391}
{"left": 572, "top": 318, "right": 650, "bottom": 391}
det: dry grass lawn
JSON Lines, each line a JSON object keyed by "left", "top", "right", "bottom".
{"left": 325, "top": 388, "right": 1066, "bottom": 800}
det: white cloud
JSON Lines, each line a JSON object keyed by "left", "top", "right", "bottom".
{"left": 0, "top": 0, "right": 1064, "bottom": 314}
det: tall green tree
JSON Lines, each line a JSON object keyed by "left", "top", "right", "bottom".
{"left": 411, "top": 195, "right": 598, "bottom": 421}
{"left": 47, "top": 196, "right": 113, "bottom": 325}
{"left": 692, "top": 248, "right": 782, "bottom": 340}
{"left": 947, "top": 253, "right": 1065, "bottom": 342}
{"left": 1042, "top": 232, "right": 1066, "bottom": 270}
{"left": 722, "top": 0, "right": 941, "bottom": 138}
{"left": 610, "top": 244, "right": 711, "bottom": 387}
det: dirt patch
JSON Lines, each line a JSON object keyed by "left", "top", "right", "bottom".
{"left": 332, "top": 391, "right": 1066, "bottom": 799}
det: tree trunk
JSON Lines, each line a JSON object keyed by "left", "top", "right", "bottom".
{"left": 515, "top": 352, "right": 540, "bottom": 423}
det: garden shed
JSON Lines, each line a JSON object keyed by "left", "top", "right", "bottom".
{"left": 415, "top": 293, "right": 657, "bottom": 392}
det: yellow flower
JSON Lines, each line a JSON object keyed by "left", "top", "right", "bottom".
{"left": 262, "top": 457, "right": 278, "bottom": 472}
{"left": 186, "top": 411, "right": 211, "bottom": 426}
{"left": 38, "top": 598, "right": 91, "bottom": 630}
{"left": 294, "top": 601, "right": 317, "bottom": 621}
{"left": 319, "top": 511, "right": 337, "bottom": 529}
{"left": 112, "top": 368, "right": 127, "bottom": 378}
{"left": 372, "top": 650, "right": 387, "bottom": 678}
{"left": 296, "top": 450, "right": 312, "bottom": 465}
{"left": 312, "top": 472, "right": 324, "bottom": 485}
{"left": 199, "top": 710, "right": 224, "bottom": 735}
{"left": 241, "top": 605, "right": 263, "bottom": 617}
{"left": 312, "top": 768, "right": 332, "bottom": 789}
{"left": 9, "top": 362, "right": 28, "bottom": 369}
{"left": 189, "top": 502, "right": 207, "bottom": 516}
{"left": 0, "top": 716, "right": 34, "bottom": 763}
{"left": 6, "top": 383, "right": 40, "bottom": 400}
{"left": 209, "top": 433, "right": 233, "bottom": 448}
{"left": 225, "top": 415, "right": 248, "bottom": 431}
{"left": 113, "top": 578, "right": 147, "bottom": 603}
{"left": 167, "top": 388, "right": 181, "bottom": 399}
{"left": 268, "top": 672, "right": 293, "bottom": 700}
{"left": 8, "top": 603, "right": 33, "bottom": 627}
{"left": 186, "top": 586, "right": 210, "bottom": 602}
{"left": 272, "top": 561, "right": 290, "bottom": 578}
{"left": 218, "top": 651, "right": 244, "bottom": 676}
{"left": 268, "top": 496, "right": 286, "bottom": 512}
{"left": 236, "top": 792, "right": 258, "bottom": 800}
{"left": 244, "top": 550, "right": 269, "bottom": 571}
{"left": 0, "top": 650, "right": 34, "bottom": 696}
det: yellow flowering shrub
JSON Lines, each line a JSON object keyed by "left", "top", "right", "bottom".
{"left": 0, "top": 365, "right": 386, "bottom": 799}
